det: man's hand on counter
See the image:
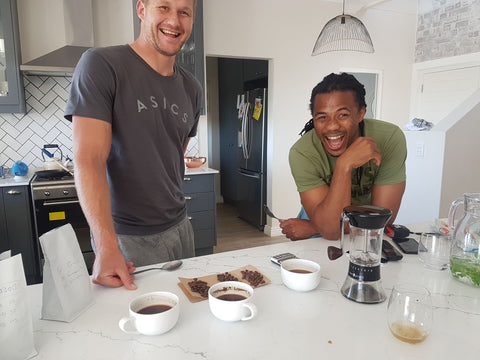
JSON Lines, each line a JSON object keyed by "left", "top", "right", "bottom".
{"left": 91, "top": 250, "right": 137, "bottom": 290}
{"left": 279, "top": 218, "right": 319, "bottom": 241}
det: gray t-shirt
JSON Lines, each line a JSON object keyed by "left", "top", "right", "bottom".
{"left": 65, "top": 45, "right": 203, "bottom": 235}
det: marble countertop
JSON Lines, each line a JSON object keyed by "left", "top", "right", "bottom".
{"left": 0, "top": 169, "right": 35, "bottom": 187}
{"left": 185, "top": 166, "right": 219, "bottom": 175}
{"left": 0, "top": 166, "right": 218, "bottom": 187}
{"left": 26, "top": 233, "right": 480, "bottom": 359}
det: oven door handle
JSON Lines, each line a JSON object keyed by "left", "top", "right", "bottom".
{"left": 43, "top": 199, "right": 80, "bottom": 206}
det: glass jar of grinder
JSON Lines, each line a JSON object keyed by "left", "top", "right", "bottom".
{"left": 328, "top": 205, "right": 392, "bottom": 304}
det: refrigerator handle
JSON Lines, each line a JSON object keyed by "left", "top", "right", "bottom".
{"left": 238, "top": 170, "right": 260, "bottom": 179}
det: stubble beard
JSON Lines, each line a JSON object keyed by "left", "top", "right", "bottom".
{"left": 146, "top": 24, "right": 187, "bottom": 58}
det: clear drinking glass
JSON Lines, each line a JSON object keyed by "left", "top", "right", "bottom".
{"left": 387, "top": 283, "right": 433, "bottom": 344}
{"left": 418, "top": 233, "right": 451, "bottom": 270}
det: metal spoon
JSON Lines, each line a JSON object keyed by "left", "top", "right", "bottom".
{"left": 264, "top": 205, "right": 284, "bottom": 221}
{"left": 131, "top": 260, "right": 183, "bottom": 275}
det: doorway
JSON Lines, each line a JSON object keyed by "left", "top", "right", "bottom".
{"left": 206, "top": 56, "right": 272, "bottom": 246}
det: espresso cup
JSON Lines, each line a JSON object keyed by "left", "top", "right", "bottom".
{"left": 118, "top": 291, "right": 179, "bottom": 335}
{"left": 281, "top": 258, "right": 321, "bottom": 292}
{"left": 208, "top": 281, "right": 257, "bottom": 322}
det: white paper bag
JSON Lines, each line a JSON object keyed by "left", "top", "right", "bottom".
{"left": 0, "top": 251, "right": 37, "bottom": 360}
{"left": 39, "top": 223, "right": 94, "bottom": 322}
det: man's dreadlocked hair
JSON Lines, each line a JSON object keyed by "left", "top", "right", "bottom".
{"left": 299, "top": 72, "right": 367, "bottom": 136}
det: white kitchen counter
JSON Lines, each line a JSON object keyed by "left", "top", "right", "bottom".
{"left": 25, "top": 234, "right": 480, "bottom": 359}
{"left": 0, "top": 169, "right": 35, "bottom": 187}
{"left": 185, "top": 166, "right": 219, "bottom": 175}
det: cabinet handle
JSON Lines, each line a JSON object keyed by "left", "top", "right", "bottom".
{"left": 185, "top": 196, "right": 192, "bottom": 200}
{"left": 43, "top": 199, "right": 80, "bottom": 206}
{"left": 184, "top": 177, "right": 191, "bottom": 181}
{"left": 7, "top": 190, "right": 21, "bottom": 195}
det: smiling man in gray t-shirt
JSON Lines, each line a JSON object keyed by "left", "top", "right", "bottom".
{"left": 64, "top": 0, "right": 202, "bottom": 290}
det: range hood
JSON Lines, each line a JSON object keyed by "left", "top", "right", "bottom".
{"left": 20, "top": 45, "right": 90, "bottom": 76}
{"left": 19, "top": 0, "right": 93, "bottom": 76}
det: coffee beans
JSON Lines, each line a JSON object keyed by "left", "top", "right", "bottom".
{"left": 217, "top": 272, "right": 239, "bottom": 282}
{"left": 188, "top": 278, "right": 210, "bottom": 298}
{"left": 241, "top": 269, "right": 265, "bottom": 287}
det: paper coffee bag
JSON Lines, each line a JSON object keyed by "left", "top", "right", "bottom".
{"left": 0, "top": 251, "right": 37, "bottom": 360}
{"left": 39, "top": 223, "right": 94, "bottom": 322}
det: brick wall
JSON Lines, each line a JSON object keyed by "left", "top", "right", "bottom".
{"left": 415, "top": 0, "right": 480, "bottom": 62}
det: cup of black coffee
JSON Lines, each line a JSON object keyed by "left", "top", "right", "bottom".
{"left": 281, "top": 258, "right": 321, "bottom": 292}
{"left": 118, "top": 291, "right": 179, "bottom": 335}
{"left": 208, "top": 281, "right": 257, "bottom": 322}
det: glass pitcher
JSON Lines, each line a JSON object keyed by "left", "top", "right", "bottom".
{"left": 448, "top": 193, "right": 480, "bottom": 287}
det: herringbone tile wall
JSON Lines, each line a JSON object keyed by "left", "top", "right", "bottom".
{"left": 0, "top": 75, "right": 73, "bottom": 169}
{"left": 0, "top": 75, "right": 199, "bottom": 170}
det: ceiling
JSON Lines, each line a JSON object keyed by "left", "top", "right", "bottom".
{"left": 327, "top": 0, "right": 418, "bottom": 16}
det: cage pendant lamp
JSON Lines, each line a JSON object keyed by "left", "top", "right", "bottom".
{"left": 312, "top": 0, "right": 374, "bottom": 55}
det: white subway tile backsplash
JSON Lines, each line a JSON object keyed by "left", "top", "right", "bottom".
{"left": 53, "top": 83, "right": 70, "bottom": 99}
{"left": 0, "top": 74, "right": 199, "bottom": 169}
{"left": 29, "top": 122, "right": 47, "bottom": 139}
{"left": 27, "top": 75, "right": 46, "bottom": 88}
{"left": 28, "top": 96, "right": 45, "bottom": 114}
{"left": 39, "top": 78, "right": 56, "bottom": 94}
{"left": 2, "top": 123, "right": 19, "bottom": 139}
{"left": 28, "top": 111, "right": 47, "bottom": 125}
{"left": 16, "top": 127, "right": 34, "bottom": 145}
{"left": 25, "top": 82, "right": 43, "bottom": 101}
{"left": 4, "top": 133, "right": 21, "bottom": 150}
{"left": 40, "top": 90, "right": 57, "bottom": 107}
{"left": 42, "top": 103, "right": 58, "bottom": 120}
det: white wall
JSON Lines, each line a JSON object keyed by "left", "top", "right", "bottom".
{"left": 396, "top": 53, "right": 480, "bottom": 225}
{"left": 203, "top": 0, "right": 417, "bottom": 234}
{"left": 396, "top": 130, "right": 445, "bottom": 225}
{"left": 438, "top": 90, "right": 480, "bottom": 216}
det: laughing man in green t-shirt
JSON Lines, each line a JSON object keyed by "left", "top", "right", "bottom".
{"left": 280, "top": 73, "right": 406, "bottom": 240}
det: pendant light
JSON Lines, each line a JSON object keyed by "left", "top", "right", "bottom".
{"left": 312, "top": 0, "right": 374, "bottom": 55}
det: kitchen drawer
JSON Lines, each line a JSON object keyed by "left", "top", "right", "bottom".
{"left": 188, "top": 210, "right": 215, "bottom": 231}
{"left": 193, "top": 228, "right": 216, "bottom": 249}
{"left": 185, "top": 191, "right": 215, "bottom": 212}
{"left": 182, "top": 174, "right": 215, "bottom": 193}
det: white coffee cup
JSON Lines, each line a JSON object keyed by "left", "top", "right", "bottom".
{"left": 118, "top": 291, "right": 179, "bottom": 335}
{"left": 281, "top": 258, "right": 321, "bottom": 292}
{"left": 208, "top": 281, "right": 257, "bottom": 322}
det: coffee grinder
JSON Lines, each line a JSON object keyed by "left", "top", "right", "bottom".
{"left": 328, "top": 205, "right": 392, "bottom": 304}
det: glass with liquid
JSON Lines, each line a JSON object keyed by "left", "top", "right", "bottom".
{"left": 387, "top": 283, "right": 433, "bottom": 344}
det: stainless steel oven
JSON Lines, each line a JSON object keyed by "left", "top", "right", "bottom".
{"left": 30, "top": 170, "right": 94, "bottom": 278}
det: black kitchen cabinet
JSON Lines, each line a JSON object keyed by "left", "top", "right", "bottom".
{"left": 0, "top": 185, "right": 40, "bottom": 284}
{"left": 0, "top": 0, "right": 25, "bottom": 113}
{"left": 183, "top": 173, "right": 217, "bottom": 256}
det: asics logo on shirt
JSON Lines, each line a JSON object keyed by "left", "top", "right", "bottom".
{"left": 136, "top": 96, "right": 189, "bottom": 123}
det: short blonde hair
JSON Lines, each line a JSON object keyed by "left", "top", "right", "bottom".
{"left": 141, "top": 0, "right": 197, "bottom": 12}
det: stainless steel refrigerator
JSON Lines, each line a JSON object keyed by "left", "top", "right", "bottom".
{"left": 237, "top": 88, "right": 267, "bottom": 230}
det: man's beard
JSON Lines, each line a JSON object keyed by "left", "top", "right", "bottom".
{"left": 146, "top": 26, "right": 186, "bottom": 57}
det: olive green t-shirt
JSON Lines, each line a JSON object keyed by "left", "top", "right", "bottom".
{"left": 289, "top": 119, "right": 407, "bottom": 206}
